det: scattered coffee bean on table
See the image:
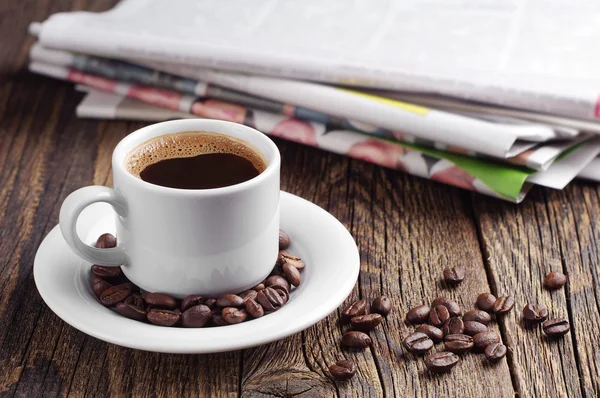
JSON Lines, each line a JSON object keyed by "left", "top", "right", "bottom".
{"left": 463, "top": 321, "right": 488, "bottom": 336}
{"left": 544, "top": 272, "right": 567, "bottom": 290}
{"left": 329, "top": 360, "right": 356, "bottom": 381}
{"left": 463, "top": 309, "right": 492, "bottom": 325}
{"left": 473, "top": 331, "right": 500, "bottom": 351}
{"left": 341, "top": 300, "right": 368, "bottom": 322}
{"left": 443, "top": 266, "right": 465, "bottom": 286}
{"left": 278, "top": 229, "right": 291, "bottom": 249}
{"left": 442, "top": 317, "right": 464, "bottom": 336}
{"left": 403, "top": 332, "right": 434, "bottom": 355}
{"left": 522, "top": 303, "right": 548, "bottom": 322}
{"left": 342, "top": 331, "right": 372, "bottom": 349}
{"left": 406, "top": 305, "right": 430, "bottom": 325}
{"left": 542, "top": 318, "right": 570, "bottom": 337}
{"left": 429, "top": 305, "right": 451, "bottom": 327}
{"left": 476, "top": 293, "right": 497, "bottom": 312}
{"left": 350, "top": 313, "right": 383, "bottom": 332}
{"left": 492, "top": 296, "right": 514, "bottom": 315}
{"left": 444, "top": 334, "right": 474, "bottom": 354}
{"left": 415, "top": 325, "right": 444, "bottom": 343}
{"left": 371, "top": 296, "right": 392, "bottom": 316}
{"left": 485, "top": 342, "right": 507, "bottom": 363}
{"left": 431, "top": 297, "right": 462, "bottom": 317}
{"left": 424, "top": 352, "right": 459, "bottom": 373}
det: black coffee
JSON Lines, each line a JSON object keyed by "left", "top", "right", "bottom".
{"left": 126, "top": 132, "right": 266, "bottom": 189}
{"left": 140, "top": 153, "right": 260, "bottom": 189}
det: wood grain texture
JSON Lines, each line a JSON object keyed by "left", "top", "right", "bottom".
{"left": 1, "top": 0, "right": 599, "bottom": 397}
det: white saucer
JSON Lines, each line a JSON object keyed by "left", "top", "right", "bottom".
{"left": 34, "top": 191, "right": 359, "bottom": 354}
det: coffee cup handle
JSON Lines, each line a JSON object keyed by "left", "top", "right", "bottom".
{"left": 59, "top": 186, "right": 129, "bottom": 266}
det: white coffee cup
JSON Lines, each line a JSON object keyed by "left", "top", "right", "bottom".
{"left": 59, "top": 119, "right": 281, "bottom": 298}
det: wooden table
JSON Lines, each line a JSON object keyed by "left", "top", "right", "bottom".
{"left": 1, "top": 1, "right": 599, "bottom": 397}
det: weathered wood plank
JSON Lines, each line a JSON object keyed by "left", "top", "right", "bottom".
{"left": 474, "top": 188, "right": 585, "bottom": 397}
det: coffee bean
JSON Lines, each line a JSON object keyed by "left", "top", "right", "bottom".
{"left": 181, "top": 295, "right": 204, "bottom": 312}
{"left": 442, "top": 317, "right": 464, "bottom": 336}
{"left": 476, "top": 293, "right": 497, "bottom": 312}
{"left": 143, "top": 292, "right": 178, "bottom": 309}
{"left": 181, "top": 304, "right": 212, "bottom": 327}
{"left": 405, "top": 305, "right": 430, "bottom": 325}
{"left": 99, "top": 283, "right": 131, "bottom": 306}
{"left": 282, "top": 262, "right": 301, "bottom": 287}
{"left": 544, "top": 272, "right": 567, "bottom": 290}
{"left": 210, "top": 314, "right": 229, "bottom": 327}
{"left": 429, "top": 305, "right": 450, "bottom": 327}
{"left": 245, "top": 298, "right": 265, "bottom": 318}
{"left": 350, "top": 313, "right": 383, "bottom": 332}
{"left": 222, "top": 307, "right": 248, "bottom": 324}
{"left": 444, "top": 334, "right": 474, "bottom": 354}
{"left": 115, "top": 295, "right": 147, "bottom": 321}
{"left": 543, "top": 318, "right": 570, "bottom": 337}
{"left": 341, "top": 300, "right": 368, "bottom": 322}
{"left": 424, "top": 352, "right": 459, "bottom": 373}
{"left": 371, "top": 296, "right": 392, "bottom": 316}
{"left": 147, "top": 308, "right": 181, "bottom": 326}
{"left": 328, "top": 359, "right": 356, "bottom": 381}
{"left": 463, "top": 309, "right": 492, "bottom": 324}
{"left": 95, "top": 233, "right": 117, "bottom": 249}
{"left": 473, "top": 331, "right": 500, "bottom": 351}
{"left": 492, "top": 296, "right": 514, "bottom": 315}
{"left": 91, "top": 264, "right": 122, "bottom": 279}
{"left": 463, "top": 321, "right": 488, "bottom": 336}
{"left": 216, "top": 293, "right": 244, "bottom": 308}
{"left": 275, "top": 287, "right": 289, "bottom": 305}
{"left": 253, "top": 283, "right": 265, "bottom": 291}
{"left": 403, "top": 332, "right": 434, "bottom": 355}
{"left": 342, "top": 331, "right": 372, "bottom": 349}
{"left": 256, "top": 287, "right": 285, "bottom": 311}
{"left": 204, "top": 298, "right": 217, "bottom": 309}
{"left": 279, "top": 229, "right": 291, "bottom": 249}
{"left": 265, "top": 275, "right": 291, "bottom": 293}
{"left": 443, "top": 266, "right": 465, "bottom": 286}
{"left": 431, "top": 297, "right": 462, "bottom": 317}
{"left": 91, "top": 276, "right": 111, "bottom": 298}
{"left": 522, "top": 303, "right": 548, "bottom": 322}
{"left": 415, "top": 325, "right": 444, "bottom": 343}
{"left": 485, "top": 342, "right": 507, "bottom": 363}
{"left": 276, "top": 250, "right": 305, "bottom": 270}
{"left": 239, "top": 290, "right": 258, "bottom": 302}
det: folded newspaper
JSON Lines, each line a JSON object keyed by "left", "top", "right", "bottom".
{"left": 31, "top": 0, "right": 600, "bottom": 121}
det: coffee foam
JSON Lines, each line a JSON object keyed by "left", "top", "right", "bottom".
{"left": 125, "top": 131, "right": 267, "bottom": 177}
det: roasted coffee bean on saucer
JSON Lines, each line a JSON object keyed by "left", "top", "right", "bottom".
{"left": 329, "top": 359, "right": 356, "bottom": 381}
{"left": 245, "top": 298, "right": 265, "bottom": 318}
{"left": 216, "top": 293, "right": 244, "bottom": 308}
{"left": 116, "top": 295, "right": 147, "bottom": 322}
{"left": 181, "top": 295, "right": 204, "bottom": 312}
{"left": 371, "top": 296, "right": 392, "bottom": 316}
{"left": 276, "top": 250, "right": 305, "bottom": 270}
{"left": 222, "top": 307, "right": 248, "bottom": 324}
{"left": 181, "top": 304, "right": 212, "bottom": 328}
{"left": 256, "top": 287, "right": 285, "bottom": 311}
{"left": 265, "top": 275, "right": 291, "bottom": 293}
{"left": 282, "top": 262, "right": 301, "bottom": 287}
{"left": 91, "top": 264, "right": 122, "bottom": 279}
{"left": 341, "top": 300, "right": 368, "bottom": 322}
{"left": 238, "top": 290, "right": 258, "bottom": 302}
{"left": 147, "top": 308, "right": 181, "bottom": 327}
{"left": 279, "top": 229, "right": 291, "bottom": 249}
{"left": 100, "top": 283, "right": 131, "bottom": 306}
{"left": 95, "top": 233, "right": 117, "bottom": 249}
{"left": 91, "top": 276, "right": 111, "bottom": 298}
{"left": 143, "top": 292, "right": 178, "bottom": 309}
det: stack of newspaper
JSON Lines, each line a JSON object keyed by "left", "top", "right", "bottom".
{"left": 28, "top": 0, "right": 600, "bottom": 202}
